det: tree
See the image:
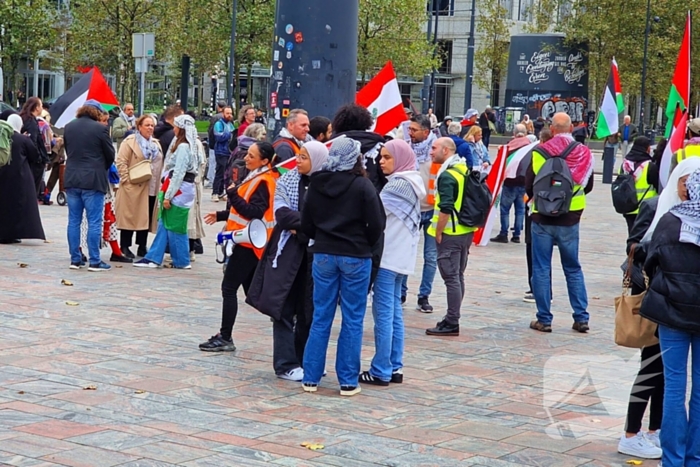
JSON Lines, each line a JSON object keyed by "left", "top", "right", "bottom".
{"left": 474, "top": 0, "right": 513, "bottom": 104}
{"left": 522, "top": 0, "right": 557, "bottom": 34}
{"left": 0, "top": 0, "right": 59, "bottom": 103}
{"left": 357, "top": 0, "right": 439, "bottom": 83}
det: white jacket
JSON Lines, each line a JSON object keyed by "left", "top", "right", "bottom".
{"left": 380, "top": 171, "right": 426, "bottom": 275}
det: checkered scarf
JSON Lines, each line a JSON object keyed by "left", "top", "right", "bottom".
{"left": 670, "top": 169, "right": 700, "bottom": 247}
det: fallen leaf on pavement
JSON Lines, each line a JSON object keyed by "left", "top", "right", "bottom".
{"left": 83, "top": 385, "right": 97, "bottom": 390}
{"left": 592, "top": 296, "right": 600, "bottom": 300}
{"left": 135, "top": 390, "right": 146, "bottom": 394}
{"left": 300, "top": 442, "right": 324, "bottom": 451}
{"left": 625, "top": 461, "right": 643, "bottom": 466}
{"left": 61, "top": 279, "right": 74, "bottom": 286}
{"left": 65, "top": 301, "right": 79, "bottom": 306}
{"left": 18, "top": 391, "right": 25, "bottom": 395}
{"left": 17, "top": 263, "right": 28, "bottom": 268}
{"left": 44, "top": 240, "right": 52, "bottom": 243}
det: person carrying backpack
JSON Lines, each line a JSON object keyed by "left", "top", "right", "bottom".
{"left": 525, "top": 112, "right": 595, "bottom": 334}
{"left": 612, "top": 137, "right": 659, "bottom": 234}
{"left": 425, "top": 137, "right": 480, "bottom": 337}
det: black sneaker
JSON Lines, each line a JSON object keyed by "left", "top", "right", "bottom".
{"left": 416, "top": 296, "right": 434, "bottom": 313}
{"left": 572, "top": 321, "right": 590, "bottom": 333}
{"left": 110, "top": 254, "right": 133, "bottom": 263}
{"left": 137, "top": 246, "right": 148, "bottom": 257}
{"left": 401, "top": 295, "right": 406, "bottom": 305}
{"left": 391, "top": 370, "right": 403, "bottom": 384}
{"left": 490, "top": 235, "right": 508, "bottom": 244}
{"left": 359, "top": 371, "right": 389, "bottom": 386}
{"left": 340, "top": 385, "right": 361, "bottom": 396}
{"left": 199, "top": 334, "right": 236, "bottom": 352}
{"left": 122, "top": 247, "right": 135, "bottom": 260}
{"left": 511, "top": 236, "right": 521, "bottom": 243}
{"left": 426, "top": 320, "right": 459, "bottom": 336}
{"left": 69, "top": 261, "right": 86, "bottom": 270}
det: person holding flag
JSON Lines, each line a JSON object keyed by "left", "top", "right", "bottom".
{"left": 669, "top": 118, "right": 700, "bottom": 174}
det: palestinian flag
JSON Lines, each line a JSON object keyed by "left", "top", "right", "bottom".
{"left": 659, "top": 110, "right": 689, "bottom": 188}
{"left": 665, "top": 12, "right": 691, "bottom": 137}
{"left": 51, "top": 67, "right": 120, "bottom": 128}
{"left": 596, "top": 58, "right": 624, "bottom": 139}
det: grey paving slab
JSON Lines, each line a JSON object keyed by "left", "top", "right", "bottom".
{"left": 0, "top": 176, "right": 660, "bottom": 466}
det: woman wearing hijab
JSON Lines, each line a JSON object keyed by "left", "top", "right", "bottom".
{"left": 133, "top": 115, "right": 199, "bottom": 269}
{"left": 199, "top": 141, "right": 277, "bottom": 352}
{"left": 0, "top": 114, "right": 45, "bottom": 244}
{"left": 247, "top": 141, "right": 329, "bottom": 381}
{"left": 115, "top": 115, "right": 164, "bottom": 258}
{"left": 19, "top": 97, "right": 49, "bottom": 199}
{"left": 620, "top": 136, "right": 659, "bottom": 234}
{"left": 300, "top": 137, "right": 385, "bottom": 396}
{"left": 640, "top": 165, "right": 700, "bottom": 467}
{"left": 360, "top": 140, "right": 425, "bottom": 386}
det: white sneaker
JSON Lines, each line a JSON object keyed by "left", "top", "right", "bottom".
{"left": 618, "top": 433, "right": 662, "bottom": 459}
{"left": 211, "top": 194, "right": 219, "bottom": 202}
{"left": 278, "top": 367, "right": 304, "bottom": 382}
{"left": 190, "top": 251, "right": 196, "bottom": 262}
{"left": 645, "top": 431, "right": 661, "bottom": 449}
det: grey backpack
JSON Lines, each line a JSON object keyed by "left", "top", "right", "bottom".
{"left": 0, "top": 120, "right": 13, "bottom": 168}
{"left": 532, "top": 141, "right": 581, "bottom": 217}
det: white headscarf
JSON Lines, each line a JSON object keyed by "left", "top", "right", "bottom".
{"left": 7, "top": 114, "right": 23, "bottom": 133}
{"left": 172, "top": 114, "right": 197, "bottom": 157}
{"left": 642, "top": 157, "right": 700, "bottom": 243}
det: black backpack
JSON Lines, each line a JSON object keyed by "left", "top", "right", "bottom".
{"left": 224, "top": 144, "right": 250, "bottom": 189}
{"left": 448, "top": 166, "right": 493, "bottom": 228}
{"left": 532, "top": 142, "right": 581, "bottom": 217}
{"left": 612, "top": 163, "right": 650, "bottom": 214}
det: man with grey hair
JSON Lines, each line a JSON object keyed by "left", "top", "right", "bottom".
{"left": 425, "top": 137, "right": 476, "bottom": 336}
{"left": 525, "top": 112, "right": 594, "bottom": 334}
{"left": 112, "top": 103, "right": 135, "bottom": 149}
{"left": 447, "top": 121, "right": 474, "bottom": 166}
{"left": 620, "top": 115, "right": 638, "bottom": 156}
{"left": 492, "top": 123, "right": 531, "bottom": 244}
{"left": 273, "top": 109, "right": 310, "bottom": 162}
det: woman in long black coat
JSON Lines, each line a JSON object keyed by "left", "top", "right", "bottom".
{"left": 0, "top": 114, "right": 46, "bottom": 243}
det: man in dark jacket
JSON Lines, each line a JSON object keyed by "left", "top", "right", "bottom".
{"left": 206, "top": 101, "right": 226, "bottom": 187}
{"left": 63, "top": 100, "right": 115, "bottom": 272}
{"left": 438, "top": 116, "right": 453, "bottom": 137}
{"left": 478, "top": 106, "right": 497, "bottom": 148}
{"left": 447, "top": 121, "right": 474, "bottom": 167}
{"left": 211, "top": 106, "right": 235, "bottom": 201}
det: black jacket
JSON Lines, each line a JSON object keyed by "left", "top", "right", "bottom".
{"left": 640, "top": 212, "right": 700, "bottom": 334}
{"left": 0, "top": 133, "right": 45, "bottom": 240}
{"left": 334, "top": 130, "right": 387, "bottom": 192}
{"left": 21, "top": 116, "right": 49, "bottom": 165}
{"left": 302, "top": 171, "right": 385, "bottom": 258}
{"left": 623, "top": 148, "right": 660, "bottom": 193}
{"left": 154, "top": 120, "right": 175, "bottom": 155}
{"left": 624, "top": 197, "right": 658, "bottom": 290}
{"left": 247, "top": 176, "right": 313, "bottom": 321}
{"left": 478, "top": 111, "right": 495, "bottom": 131}
{"left": 63, "top": 116, "right": 115, "bottom": 193}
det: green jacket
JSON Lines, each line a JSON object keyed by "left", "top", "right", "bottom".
{"left": 112, "top": 116, "right": 130, "bottom": 148}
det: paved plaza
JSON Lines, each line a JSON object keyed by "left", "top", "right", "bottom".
{"left": 0, "top": 172, "right": 655, "bottom": 467}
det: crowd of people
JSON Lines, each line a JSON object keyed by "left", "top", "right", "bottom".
{"left": 3, "top": 97, "right": 700, "bottom": 467}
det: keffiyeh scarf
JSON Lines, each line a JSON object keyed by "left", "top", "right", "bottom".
{"left": 381, "top": 175, "right": 420, "bottom": 235}
{"left": 411, "top": 131, "right": 437, "bottom": 165}
{"left": 670, "top": 169, "right": 700, "bottom": 247}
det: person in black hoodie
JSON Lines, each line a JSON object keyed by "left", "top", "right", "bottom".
{"left": 620, "top": 136, "right": 659, "bottom": 234}
{"left": 154, "top": 105, "right": 183, "bottom": 155}
{"left": 300, "top": 137, "right": 385, "bottom": 397}
{"left": 640, "top": 166, "right": 700, "bottom": 466}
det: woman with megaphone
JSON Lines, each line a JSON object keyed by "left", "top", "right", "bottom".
{"left": 246, "top": 141, "right": 329, "bottom": 382}
{"left": 199, "top": 141, "right": 277, "bottom": 352}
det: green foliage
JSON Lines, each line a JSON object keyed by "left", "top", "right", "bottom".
{"left": 474, "top": 0, "right": 513, "bottom": 101}
{"left": 0, "top": 0, "right": 60, "bottom": 99}
{"left": 358, "top": 0, "right": 440, "bottom": 82}
{"left": 522, "top": 0, "right": 556, "bottom": 34}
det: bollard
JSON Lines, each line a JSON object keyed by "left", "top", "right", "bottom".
{"left": 602, "top": 146, "right": 615, "bottom": 184}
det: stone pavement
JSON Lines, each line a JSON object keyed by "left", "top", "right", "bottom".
{"left": 0, "top": 177, "right": 656, "bottom": 467}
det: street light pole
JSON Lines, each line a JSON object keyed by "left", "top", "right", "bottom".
{"left": 421, "top": 2, "right": 434, "bottom": 114}
{"left": 639, "top": 0, "right": 651, "bottom": 133}
{"left": 463, "top": 0, "right": 477, "bottom": 111}
{"left": 228, "top": 0, "right": 237, "bottom": 108}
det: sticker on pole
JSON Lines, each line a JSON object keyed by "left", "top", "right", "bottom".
{"left": 285, "top": 24, "right": 293, "bottom": 34}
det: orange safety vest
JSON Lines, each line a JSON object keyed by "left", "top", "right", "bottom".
{"left": 426, "top": 162, "right": 440, "bottom": 207}
{"left": 272, "top": 138, "right": 301, "bottom": 157}
{"left": 225, "top": 169, "right": 277, "bottom": 259}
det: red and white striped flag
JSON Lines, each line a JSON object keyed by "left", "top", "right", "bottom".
{"left": 474, "top": 145, "right": 509, "bottom": 246}
{"left": 660, "top": 111, "right": 689, "bottom": 188}
{"left": 356, "top": 61, "right": 407, "bottom": 136}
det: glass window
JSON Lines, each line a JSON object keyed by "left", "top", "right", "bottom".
{"left": 427, "top": 0, "right": 454, "bottom": 16}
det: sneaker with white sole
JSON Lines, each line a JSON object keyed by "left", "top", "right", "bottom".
{"left": 302, "top": 382, "right": 317, "bottom": 392}
{"left": 133, "top": 259, "right": 159, "bottom": 268}
{"left": 617, "top": 433, "right": 662, "bottom": 459}
{"left": 523, "top": 293, "right": 535, "bottom": 303}
{"left": 211, "top": 194, "right": 219, "bottom": 202}
{"left": 340, "top": 385, "right": 361, "bottom": 396}
{"left": 278, "top": 367, "right": 304, "bottom": 382}
{"left": 87, "top": 261, "right": 111, "bottom": 272}
{"left": 645, "top": 431, "right": 660, "bottom": 449}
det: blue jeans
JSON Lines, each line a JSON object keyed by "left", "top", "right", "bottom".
{"left": 402, "top": 210, "right": 437, "bottom": 299}
{"left": 67, "top": 188, "right": 105, "bottom": 265}
{"left": 499, "top": 185, "right": 526, "bottom": 237}
{"left": 144, "top": 221, "right": 190, "bottom": 268}
{"left": 303, "top": 254, "right": 371, "bottom": 387}
{"left": 370, "top": 268, "right": 405, "bottom": 382}
{"left": 659, "top": 325, "right": 700, "bottom": 467}
{"left": 531, "top": 222, "right": 589, "bottom": 325}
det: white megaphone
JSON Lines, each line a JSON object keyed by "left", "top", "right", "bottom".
{"left": 216, "top": 219, "right": 268, "bottom": 263}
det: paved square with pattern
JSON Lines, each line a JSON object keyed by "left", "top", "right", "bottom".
{"left": 0, "top": 172, "right": 653, "bottom": 466}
